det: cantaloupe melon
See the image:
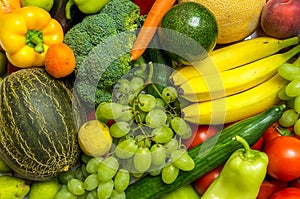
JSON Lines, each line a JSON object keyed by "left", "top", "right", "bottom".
{"left": 179, "top": 0, "right": 266, "bottom": 44}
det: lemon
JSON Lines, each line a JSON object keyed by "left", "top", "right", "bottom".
{"left": 78, "top": 120, "right": 113, "bottom": 157}
{"left": 29, "top": 178, "right": 59, "bottom": 199}
{"left": 21, "top": 0, "right": 54, "bottom": 11}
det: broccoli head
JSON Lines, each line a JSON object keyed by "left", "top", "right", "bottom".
{"left": 100, "top": 0, "right": 141, "bottom": 32}
{"left": 81, "top": 13, "right": 118, "bottom": 46}
{"left": 63, "top": 23, "right": 93, "bottom": 57}
{"left": 74, "top": 32, "right": 136, "bottom": 107}
{"left": 64, "top": 0, "right": 143, "bottom": 107}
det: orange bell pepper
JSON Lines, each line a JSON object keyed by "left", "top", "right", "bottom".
{"left": 0, "top": 6, "right": 64, "bottom": 68}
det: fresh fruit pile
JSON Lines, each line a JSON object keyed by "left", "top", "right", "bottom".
{"left": 0, "top": 0, "right": 299, "bottom": 198}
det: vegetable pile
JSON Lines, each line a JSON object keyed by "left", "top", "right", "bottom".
{"left": 0, "top": 0, "right": 299, "bottom": 199}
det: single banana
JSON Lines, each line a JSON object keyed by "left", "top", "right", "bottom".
{"left": 178, "top": 44, "right": 300, "bottom": 102}
{"left": 170, "top": 36, "right": 300, "bottom": 86}
{"left": 181, "top": 74, "right": 288, "bottom": 125}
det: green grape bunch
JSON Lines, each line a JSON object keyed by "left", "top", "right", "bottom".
{"left": 94, "top": 62, "right": 195, "bottom": 183}
{"left": 277, "top": 56, "right": 300, "bottom": 135}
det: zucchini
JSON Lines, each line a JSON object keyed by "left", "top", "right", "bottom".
{"left": 125, "top": 104, "right": 285, "bottom": 199}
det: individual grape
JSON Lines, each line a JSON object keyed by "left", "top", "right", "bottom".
{"left": 134, "top": 147, "right": 152, "bottom": 172}
{"left": 179, "top": 123, "right": 193, "bottom": 139}
{"left": 148, "top": 165, "right": 162, "bottom": 176}
{"left": 81, "top": 153, "right": 92, "bottom": 164}
{"left": 67, "top": 178, "right": 85, "bottom": 196}
{"left": 83, "top": 173, "right": 100, "bottom": 191}
{"left": 75, "top": 165, "right": 85, "bottom": 181}
{"left": 86, "top": 157, "right": 103, "bottom": 174}
{"left": 130, "top": 76, "right": 145, "bottom": 91}
{"left": 164, "top": 139, "right": 179, "bottom": 154}
{"left": 138, "top": 94, "right": 156, "bottom": 112}
{"left": 78, "top": 192, "right": 88, "bottom": 199}
{"left": 115, "top": 78, "right": 132, "bottom": 93}
{"left": 130, "top": 170, "right": 144, "bottom": 178}
{"left": 277, "top": 63, "right": 300, "bottom": 81}
{"left": 155, "top": 97, "right": 166, "bottom": 110}
{"left": 135, "top": 134, "right": 151, "bottom": 148}
{"left": 115, "top": 138, "right": 138, "bottom": 159}
{"left": 285, "top": 79, "right": 300, "bottom": 97}
{"left": 54, "top": 185, "right": 77, "bottom": 199}
{"left": 97, "top": 179, "right": 114, "bottom": 199}
{"left": 116, "top": 106, "right": 134, "bottom": 122}
{"left": 286, "top": 98, "right": 295, "bottom": 109}
{"left": 80, "top": 164, "right": 89, "bottom": 178}
{"left": 162, "top": 86, "right": 178, "bottom": 103}
{"left": 109, "top": 122, "right": 131, "bottom": 138}
{"left": 58, "top": 170, "right": 76, "bottom": 184}
{"left": 145, "top": 109, "right": 167, "bottom": 128}
{"left": 95, "top": 102, "right": 124, "bottom": 120}
{"left": 114, "top": 169, "right": 130, "bottom": 192}
{"left": 170, "top": 116, "right": 188, "bottom": 136}
{"left": 150, "top": 144, "right": 167, "bottom": 166}
{"left": 278, "top": 86, "right": 293, "bottom": 100}
{"left": 171, "top": 149, "right": 195, "bottom": 171}
{"left": 161, "top": 163, "right": 179, "bottom": 184}
{"left": 152, "top": 126, "right": 174, "bottom": 144}
{"left": 294, "top": 96, "right": 300, "bottom": 114}
{"left": 279, "top": 109, "right": 299, "bottom": 127}
{"left": 86, "top": 190, "right": 97, "bottom": 199}
{"left": 97, "top": 156, "right": 119, "bottom": 182}
{"left": 109, "top": 189, "right": 126, "bottom": 199}
{"left": 294, "top": 118, "right": 300, "bottom": 136}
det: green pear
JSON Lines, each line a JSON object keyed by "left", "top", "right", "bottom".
{"left": 0, "top": 175, "right": 30, "bottom": 199}
{"left": 29, "top": 178, "right": 59, "bottom": 199}
{"left": 20, "top": 0, "right": 54, "bottom": 12}
{"left": 0, "top": 157, "right": 10, "bottom": 173}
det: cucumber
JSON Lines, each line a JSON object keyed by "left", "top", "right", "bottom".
{"left": 125, "top": 104, "right": 285, "bottom": 199}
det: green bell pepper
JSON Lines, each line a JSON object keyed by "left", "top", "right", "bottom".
{"left": 201, "top": 135, "right": 268, "bottom": 199}
{"left": 65, "top": 0, "right": 111, "bottom": 19}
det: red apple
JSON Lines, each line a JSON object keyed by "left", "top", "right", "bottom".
{"left": 260, "top": 0, "right": 300, "bottom": 39}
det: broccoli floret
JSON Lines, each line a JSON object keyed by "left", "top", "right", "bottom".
{"left": 64, "top": 23, "right": 93, "bottom": 56}
{"left": 101, "top": 0, "right": 140, "bottom": 32}
{"left": 81, "top": 13, "right": 118, "bottom": 46}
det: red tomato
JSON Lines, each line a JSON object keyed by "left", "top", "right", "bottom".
{"left": 263, "top": 136, "right": 300, "bottom": 181}
{"left": 183, "top": 125, "right": 219, "bottom": 149}
{"left": 132, "top": 0, "right": 156, "bottom": 15}
{"left": 257, "top": 179, "right": 288, "bottom": 199}
{"left": 263, "top": 121, "right": 292, "bottom": 147}
{"left": 251, "top": 136, "right": 264, "bottom": 151}
{"left": 270, "top": 187, "right": 300, "bottom": 199}
{"left": 193, "top": 165, "right": 223, "bottom": 195}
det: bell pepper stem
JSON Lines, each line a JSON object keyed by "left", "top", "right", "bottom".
{"left": 30, "top": 34, "right": 44, "bottom": 53}
{"left": 233, "top": 135, "right": 255, "bottom": 159}
{"left": 25, "top": 30, "right": 44, "bottom": 53}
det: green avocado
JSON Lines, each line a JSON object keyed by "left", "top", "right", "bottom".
{"left": 158, "top": 2, "right": 218, "bottom": 65}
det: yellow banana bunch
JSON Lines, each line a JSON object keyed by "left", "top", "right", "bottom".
{"left": 181, "top": 74, "right": 289, "bottom": 125}
{"left": 170, "top": 36, "right": 299, "bottom": 86}
{"left": 178, "top": 44, "right": 300, "bottom": 102}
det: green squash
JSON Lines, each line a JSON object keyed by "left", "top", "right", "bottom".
{"left": 0, "top": 68, "right": 86, "bottom": 181}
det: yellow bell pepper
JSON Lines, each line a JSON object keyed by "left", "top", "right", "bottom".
{"left": 0, "top": 6, "right": 64, "bottom": 68}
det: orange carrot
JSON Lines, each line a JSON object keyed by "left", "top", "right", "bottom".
{"left": 130, "top": 0, "right": 176, "bottom": 61}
